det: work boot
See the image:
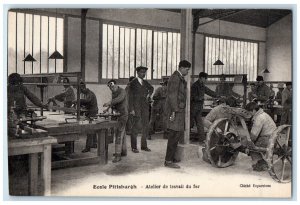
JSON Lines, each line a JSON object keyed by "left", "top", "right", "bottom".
{"left": 113, "top": 152, "right": 127, "bottom": 157}
{"left": 164, "top": 161, "right": 180, "bottom": 169}
{"left": 173, "top": 159, "right": 181, "bottom": 163}
{"left": 90, "top": 144, "right": 97, "bottom": 148}
{"left": 81, "top": 147, "right": 90, "bottom": 153}
{"left": 141, "top": 147, "right": 151, "bottom": 152}
{"left": 112, "top": 154, "right": 121, "bottom": 163}
{"left": 252, "top": 160, "right": 268, "bottom": 172}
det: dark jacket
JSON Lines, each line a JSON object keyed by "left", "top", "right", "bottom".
{"left": 8, "top": 84, "right": 44, "bottom": 115}
{"left": 256, "top": 83, "right": 271, "bottom": 102}
{"left": 152, "top": 86, "right": 167, "bottom": 110}
{"left": 191, "top": 80, "right": 217, "bottom": 111}
{"left": 128, "top": 78, "right": 154, "bottom": 117}
{"left": 54, "top": 86, "right": 75, "bottom": 107}
{"left": 165, "top": 71, "right": 187, "bottom": 131}
{"left": 80, "top": 89, "right": 98, "bottom": 117}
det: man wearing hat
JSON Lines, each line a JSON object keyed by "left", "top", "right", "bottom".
{"left": 164, "top": 60, "right": 191, "bottom": 169}
{"left": 254, "top": 75, "right": 271, "bottom": 103}
{"left": 280, "top": 82, "right": 292, "bottom": 125}
{"left": 128, "top": 66, "right": 154, "bottom": 153}
{"left": 148, "top": 77, "right": 169, "bottom": 137}
{"left": 74, "top": 81, "right": 99, "bottom": 153}
{"left": 190, "top": 72, "right": 218, "bottom": 143}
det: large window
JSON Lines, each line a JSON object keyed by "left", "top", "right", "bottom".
{"left": 8, "top": 11, "right": 64, "bottom": 75}
{"left": 205, "top": 36, "right": 258, "bottom": 81}
{"left": 102, "top": 23, "right": 180, "bottom": 80}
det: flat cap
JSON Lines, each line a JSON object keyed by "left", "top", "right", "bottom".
{"left": 135, "top": 66, "right": 148, "bottom": 72}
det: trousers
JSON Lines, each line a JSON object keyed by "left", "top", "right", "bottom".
{"left": 130, "top": 111, "right": 149, "bottom": 149}
{"left": 165, "top": 129, "right": 183, "bottom": 162}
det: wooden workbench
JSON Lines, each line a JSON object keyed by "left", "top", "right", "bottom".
{"left": 8, "top": 136, "right": 57, "bottom": 196}
{"left": 36, "top": 112, "right": 118, "bottom": 169}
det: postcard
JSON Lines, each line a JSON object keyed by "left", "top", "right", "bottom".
{"left": 5, "top": 7, "right": 293, "bottom": 198}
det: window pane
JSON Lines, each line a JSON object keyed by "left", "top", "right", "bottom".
{"left": 16, "top": 13, "right": 25, "bottom": 74}
{"left": 56, "top": 17, "right": 64, "bottom": 73}
{"left": 129, "top": 29, "right": 135, "bottom": 78}
{"left": 24, "top": 14, "right": 32, "bottom": 74}
{"left": 33, "top": 15, "right": 41, "bottom": 74}
{"left": 113, "top": 25, "right": 119, "bottom": 79}
{"left": 48, "top": 17, "right": 56, "bottom": 73}
{"left": 124, "top": 28, "right": 130, "bottom": 78}
{"left": 8, "top": 12, "right": 16, "bottom": 75}
{"left": 102, "top": 24, "right": 107, "bottom": 79}
{"left": 41, "top": 16, "right": 48, "bottom": 73}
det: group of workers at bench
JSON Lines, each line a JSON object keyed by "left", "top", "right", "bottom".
{"left": 8, "top": 61, "right": 292, "bottom": 170}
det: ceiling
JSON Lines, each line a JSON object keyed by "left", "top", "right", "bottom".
{"left": 162, "top": 9, "right": 292, "bottom": 28}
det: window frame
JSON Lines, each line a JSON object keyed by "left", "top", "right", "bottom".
{"left": 99, "top": 19, "right": 181, "bottom": 84}
{"left": 203, "top": 33, "right": 260, "bottom": 82}
{"left": 7, "top": 9, "right": 65, "bottom": 75}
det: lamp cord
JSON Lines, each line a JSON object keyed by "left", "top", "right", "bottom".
{"left": 55, "top": 9, "right": 57, "bottom": 51}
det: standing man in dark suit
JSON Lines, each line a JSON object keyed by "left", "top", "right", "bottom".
{"left": 164, "top": 60, "right": 191, "bottom": 169}
{"left": 128, "top": 66, "right": 154, "bottom": 153}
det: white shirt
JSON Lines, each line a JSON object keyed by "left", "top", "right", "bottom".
{"left": 177, "top": 70, "right": 183, "bottom": 77}
{"left": 137, "top": 77, "right": 143, "bottom": 85}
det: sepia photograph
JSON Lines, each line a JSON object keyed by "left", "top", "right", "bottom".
{"left": 3, "top": 4, "right": 295, "bottom": 200}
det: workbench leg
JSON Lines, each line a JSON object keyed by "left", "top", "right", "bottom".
{"left": 65, "top": 141, "right": 74, "bottom": 154}
{"left": 97, "top": 129, "right": 107, "bottom": 165}
{"left": 41, "top": 145, "right": 52, "bottom": 196}
{"left": 29, "top": 153, "right": 39, "bottom": 196}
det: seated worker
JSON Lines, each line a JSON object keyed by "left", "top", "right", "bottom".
{"left": 244, "top": 102, "right": 277, "bottom": 171}
{"left": 74, "top": 82, "right": 99, "bottom": 153}
{"left": 253, "top": 76, "right": 271, "bottom": 103}
{"left": 47, "top": 77, "right": 75, "bottom": 111}
{"left": 103, "top": 80, "right": 128, "bottom": 163}
{"left": 148, "top": 77, "right": 168, "bottom": 137}
{"left": 203, "top": 96, "right": 239, "bottom": 130}
{"left": 7, "top": 73, "right": 47, "bottom": 117}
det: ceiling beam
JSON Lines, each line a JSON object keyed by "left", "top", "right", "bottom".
{"left": 198, "top": 9, "right": 247, "bottom": 27}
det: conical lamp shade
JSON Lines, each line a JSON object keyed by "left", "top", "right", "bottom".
{"left": 213, "top": 59, "right": 224, "bottom": 66}
{"left": 23, "top": 54, "right": 36, "bottom": 62}
{"left": 49, "top": 50, "right": 64, "bottom": 59}
{"left": 263, "top": 68, "right": 270, "bottom": 73}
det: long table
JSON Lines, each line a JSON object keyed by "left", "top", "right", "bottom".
{"left": 8, "top": 135, "right": 57, "bottom": 196}
{"left": 36, "top": 113, "right": 118, "bottom": 169}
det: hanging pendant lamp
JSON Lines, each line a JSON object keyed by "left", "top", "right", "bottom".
{"left": 49, "top": 9, "right": 64, "bottom": 59}
{"left": 262, "top": 11, "right": 271, "bottom": 74}
{"left": 213, "top": 11, "right": 224, "bottom": 66}
{"left": 23, "top": 54, "right": 36, "bottom": 62}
